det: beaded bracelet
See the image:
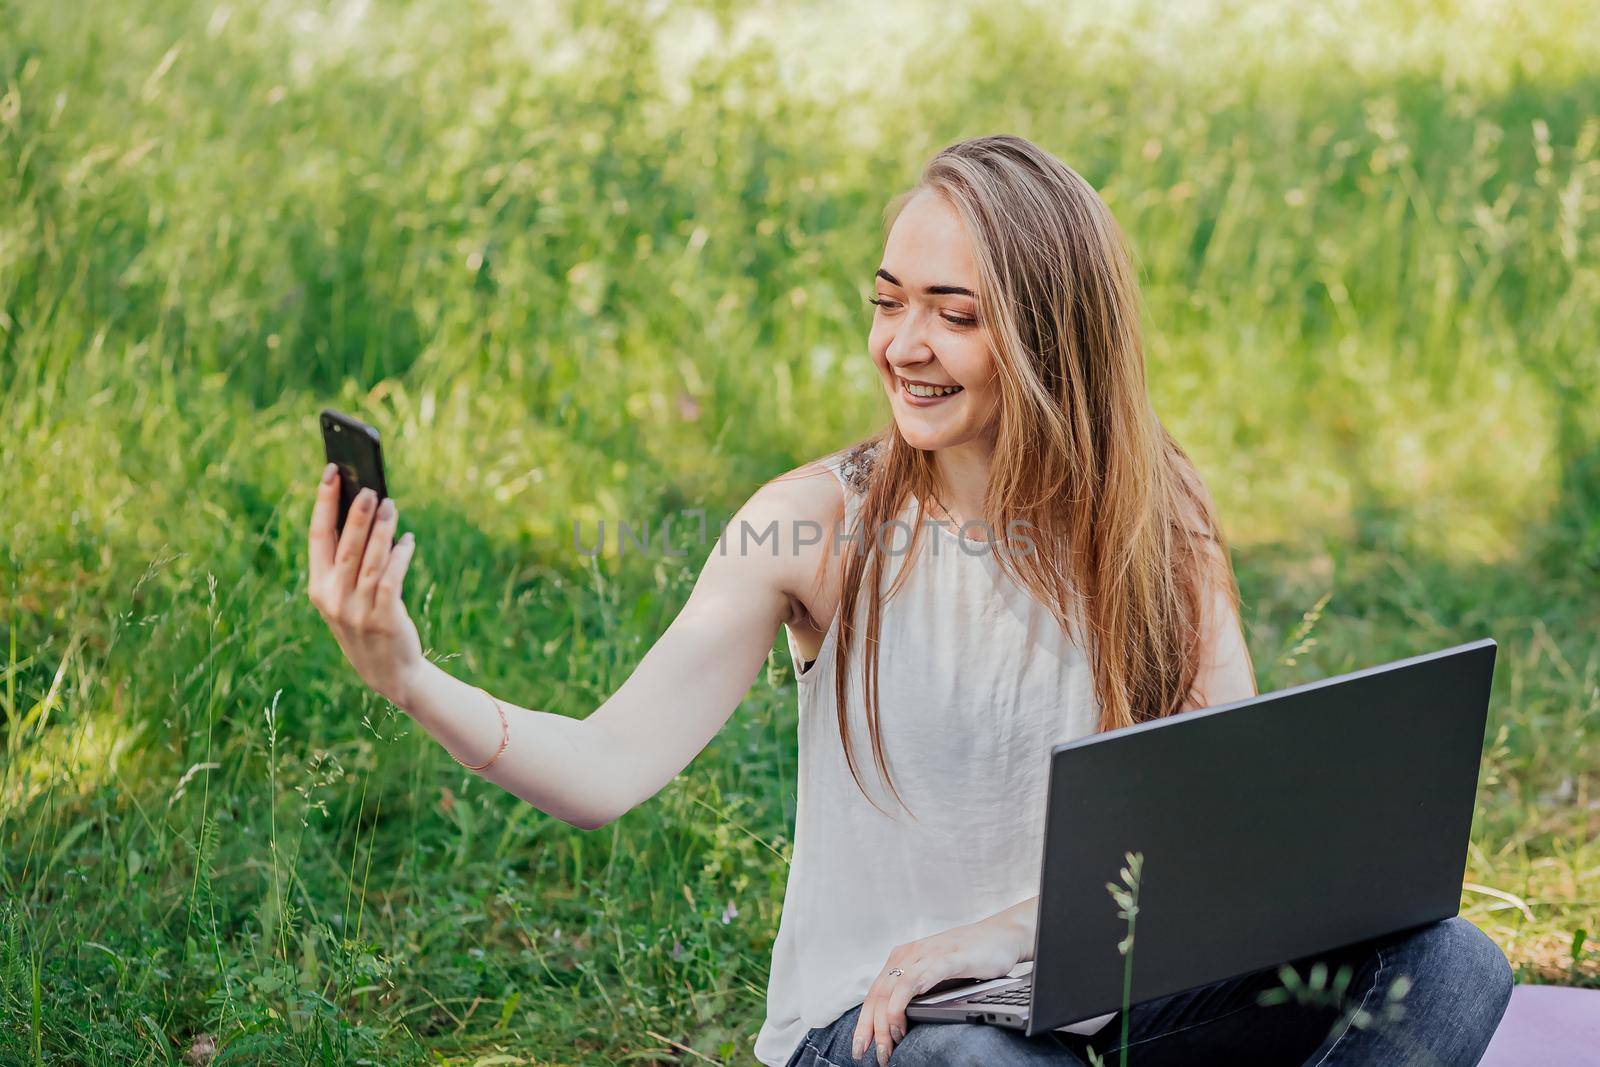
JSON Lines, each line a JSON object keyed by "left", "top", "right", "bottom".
{"left": 452, "top": 687, "right": 509, "bottom": 772}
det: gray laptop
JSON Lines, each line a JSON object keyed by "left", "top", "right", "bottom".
{"left": 906, "top": 638, "right": 1498, "bottom": 1035}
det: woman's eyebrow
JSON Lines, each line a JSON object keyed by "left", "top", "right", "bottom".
{"left": 875, "top": 268, "right": 976, "bottom": 299}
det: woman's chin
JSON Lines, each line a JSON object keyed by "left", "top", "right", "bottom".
{"left": 889, "top": 390, "right": 994, "bottom": 451}
{"left": 894, "top": 421, "right": 959, "bottom": 451}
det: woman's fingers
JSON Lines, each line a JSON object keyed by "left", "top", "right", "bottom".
{"left": 852, "top": 951, "right": 937, "bottom": 1065}
{"left": 879, "top": 962, "right": 924, "bottom": 1059}
{"left": 854, "top": 950, "right": 907, "bottom": 1064}
{"left": 847, "top": 925, "right": 1011, "bottom": 1065}
{"left": 377, "top": 531, "right": 416, "bottom": 610}
{"left": 872, "top": 990, "right": 896, "bottom": 1065}
{"left": 308, "top": 463, "right": 340, "bottom": 583}
{"left": 355, "top": 497, "right": 398, "bottom": 608}
{"left": 871, "top": 965, "right": 912, "bottom": 1067}
{"left": 332, "top": 487, "right": 380, "bottom": 593}
{"left": 851, "top": 987, "right": 877, "bottom": 1061}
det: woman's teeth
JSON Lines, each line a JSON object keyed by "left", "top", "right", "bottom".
{"left": 904, "top": 381, "right": 963, "bottom": 398}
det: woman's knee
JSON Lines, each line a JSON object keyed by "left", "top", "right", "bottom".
{"left": 890, "top": 1021, "right": 1087, "bottom": 1066}
{"left": 1437, "top": 918, "right": 1512, "bottom": 997}
{"left": 1395, "top": 916, "right": 1513, "bottom": 1017}
{"left": 893, "top": 1023, "right": 997, "bottom": 1067}
{"left": 801, "top": 1005, "right": 1085, "bottom": 1067}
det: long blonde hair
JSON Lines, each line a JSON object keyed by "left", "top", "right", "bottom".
{"left": 817, "top": 134, "right": 1248, "bottom": 820}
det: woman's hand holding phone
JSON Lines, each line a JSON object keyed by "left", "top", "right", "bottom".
{"left": 307, "top": 461, "right": 425, "bottom": 706}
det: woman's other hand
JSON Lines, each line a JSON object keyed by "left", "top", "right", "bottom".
{"left": 851, "top": 913, "right": 1029, "bottom": 1066}
{"left": 307, "top": 463, "right": 424, "bottom": 705}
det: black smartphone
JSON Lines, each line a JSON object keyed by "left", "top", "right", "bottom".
{"left": 320, "top": 408, "right": 390, "bottom": 538}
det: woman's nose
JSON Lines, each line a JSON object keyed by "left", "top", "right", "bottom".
{"left": 884, "top": 308, "right": 934, "bottom": 367}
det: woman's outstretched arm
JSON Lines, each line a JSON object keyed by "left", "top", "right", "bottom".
{"left": 306, "top": 461, "right": 833, "bottom": 831}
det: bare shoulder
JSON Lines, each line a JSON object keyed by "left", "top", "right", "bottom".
{"left": 716, "top": 448, "right": 868, "bottom": 629}
{"left": 733, "top": 454, "right": 847, "bottom": 563}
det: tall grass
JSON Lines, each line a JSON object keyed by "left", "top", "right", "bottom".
{"left": 2, "top": 0, "right": 1596, "bottom": 1062}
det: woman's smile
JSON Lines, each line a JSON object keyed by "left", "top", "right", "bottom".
{"left": 896, "top": 375, "right": 965, "bottom": 406}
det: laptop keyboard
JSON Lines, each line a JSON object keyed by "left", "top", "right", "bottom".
{"left": 968, "top": 979, "right": 1031, "bottom": 1006}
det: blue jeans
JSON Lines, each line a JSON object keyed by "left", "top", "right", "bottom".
{"left": 784, "top": 916, "right": 1512, "bottom": 1067}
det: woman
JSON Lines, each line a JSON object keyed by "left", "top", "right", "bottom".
{"left": 306, "top": 135, "right": 1513, "bottom": 1066}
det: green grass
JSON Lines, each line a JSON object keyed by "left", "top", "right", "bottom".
{"left": 2, "top": 0, "right": 1597, "bottom": 1062}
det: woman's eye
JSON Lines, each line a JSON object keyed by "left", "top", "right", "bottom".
{"left": 869, "top": 296, "right": 976, "bottom": 327}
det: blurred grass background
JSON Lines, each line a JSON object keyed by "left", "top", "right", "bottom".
{"left": 2, "top": 0, "right": 1597, "bottom": 1062}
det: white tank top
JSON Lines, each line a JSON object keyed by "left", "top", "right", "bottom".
{"left": 753, "top": 443, "right": 1115, "bottom": 1066}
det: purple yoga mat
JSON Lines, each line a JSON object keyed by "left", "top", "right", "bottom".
{"left": 1479, "top": 985, "right": 1600, "bottom": 1067}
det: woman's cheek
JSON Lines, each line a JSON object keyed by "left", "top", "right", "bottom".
{"left": 869, "top": 345, "right": 894, "bottom": 379}
{"left": 867, "top": 324, "right": 891, "bottom": 362}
